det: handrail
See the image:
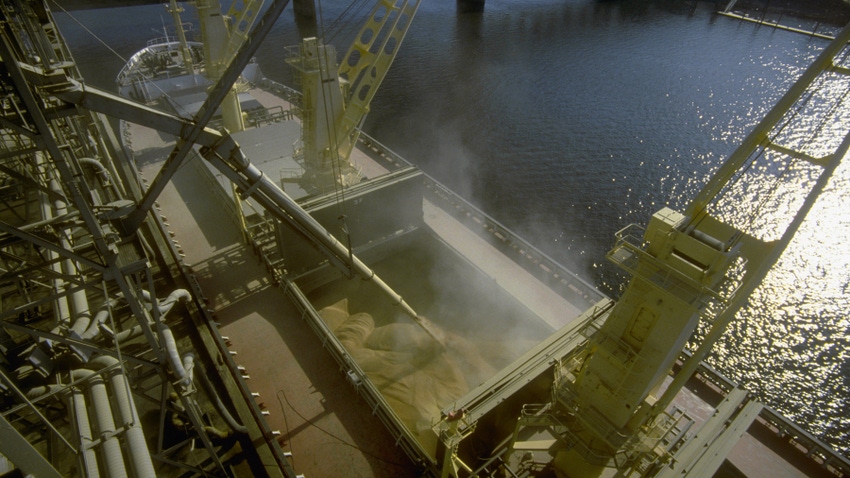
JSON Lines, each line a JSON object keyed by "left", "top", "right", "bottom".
{"left": 607, "top": 223, "right": 740, "bottom": 303}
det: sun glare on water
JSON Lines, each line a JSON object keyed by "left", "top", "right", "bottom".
{"left": 700, "top": 68, "right": 850, "bottom": 451}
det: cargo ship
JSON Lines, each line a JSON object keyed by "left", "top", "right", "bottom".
{"left": 0, "top": 1, "right": 848, "bottom": 477}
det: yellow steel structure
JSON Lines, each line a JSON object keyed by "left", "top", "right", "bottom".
{"left": 288, "top": 0, "right": 421, "bottom": 191}
{"left": 493, "top": 20, "right": 850, "bottom": 478}
{"left": 196, "top": 0, "right": 264, "bottom": 133}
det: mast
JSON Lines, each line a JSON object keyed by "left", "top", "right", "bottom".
{"left": 196, "top": 0, "right": 244, "bottom": 132}
{"left": 166, "top": 0, "right": 194, "bottom": 76}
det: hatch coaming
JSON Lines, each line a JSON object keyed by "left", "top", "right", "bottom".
{"left": 274, "top": 171, "right": 604, "bottom": 467}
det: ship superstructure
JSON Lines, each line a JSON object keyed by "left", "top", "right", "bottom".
{"left": 0, "top": 1, "right": 849, "bottom": 478}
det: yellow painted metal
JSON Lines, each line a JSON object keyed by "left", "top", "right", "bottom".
{"left": 288, "top": 38, "right": 348, "bottom": 188}
{"left": 437, "top": 411, "right": 476, "bottom": 478}
{"left": 546, "top": 21, "right": 850, "bottom": 476}
{"left": 166, "top": 0, "right": 194, "bottom": 75}
{"left": 197, "top": 0, "right": 256, "bottom": 133}
{"left": 223, "top": 0, "right": 263, "bottom": 68}
{"left": 291, "top": 0, "right": 421, "bottom": 190}
{"left": 567, "top": 207, "right": 739, "bottom": 437}
{"left": 337, "top": 0, "right": 421, "bottom": 162}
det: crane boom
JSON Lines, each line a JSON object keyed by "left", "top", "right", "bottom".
{"left": 223, "top": 0, "right": 263, "bottom": 67}
{"left": 336, "top": 0, "right": 421, "bottom": 162}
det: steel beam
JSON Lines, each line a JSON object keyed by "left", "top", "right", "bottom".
{"left": 0, "top": 411, "right": 64, "bottom": 478}
{"left": 124, "top": 0, "right": 292, "bottom": 231}
{"left": 53, "top": 83, "right": 221, "bottom": 146}
{"left": 0, "top": 221, "right": 106, "bottom": 272}
{"left": 686, "top": 21, "right": 850, "bottom": 218}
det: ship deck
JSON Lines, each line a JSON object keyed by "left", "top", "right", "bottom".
{"left": 130, "top": 124, "right": 416, "bottom": 476}
{"left": 125, "top": 117, "right": 591, "bottom": 476}
{"left": 121, "top": 81, "right": 849, "bottom": 478}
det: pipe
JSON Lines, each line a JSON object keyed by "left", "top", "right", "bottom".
{"left": 71, "top": 369, "right": 128, "bottom": 478}
{"left": 36, "top": 152, "right": 71, "bottom": 329}
{"left": 81, "top": 298, "right": 119, "bottom": 341}
{"left": 182, "top": 353, "right": 195, "bottom": 385}
{"left": 24, "top": 384, "right": 65, "bottom": 401}
{"left": 51, "top": 154, "right": 91, "bottom": 338}
{"left": 110, "top": 288, "right": 190, "bottom": 344}
{"left": 88, "top": 356, "right": 156, "bottom": 478}
{"left": 159, "top": 325, "right": 190, "bottom": 387}
{"left": 78, "top": 157, "right": 121, "bottom": 200}
{"left": 25, "top": 376, "right": 127, "bottom": 477}
{"left": 66, "top": 371, "right": 100, "bottom": 478}
{"left": 112, "top": 324, "right": 144, "bottom": 344}
{"left": 156, "top": 288, "right": 191, "bottom": 315}
{"left": 138, "top": 289, "right": 153, "bottom": 307}
{"left": 88, "top": 374, "right": 127, "bottom": 478}
{"left": 195, "top": 363, "right": 248, "bottom": 434}
{"left": 139, "top": 288, "right": 190, "bottom": 315}
{"left": 13, "top": 364, "right": 36, "bottom": 382}
{"left": 68, "top": 291, "right": 93, "bottom": 338}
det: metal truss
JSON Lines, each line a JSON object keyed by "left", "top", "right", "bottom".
{"left": 0, "top": 1, "right": 291, "bottom": 476}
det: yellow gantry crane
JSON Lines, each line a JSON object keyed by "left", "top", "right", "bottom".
{"left": 497, "top": 21, "right": 850, "bottom": 478}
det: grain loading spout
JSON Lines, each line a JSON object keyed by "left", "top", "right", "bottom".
{"left": 49, "top": 72, "right": 441, "bottom": 346}
{"left": 202, "top": 134, "right": 446, "bottom": 347}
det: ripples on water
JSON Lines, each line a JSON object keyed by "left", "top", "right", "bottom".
{"left": 54, "top": 0, "right": 848, "bottom": 454}
{"left": 705, "top": 46, "right": 850, "bottom": 451}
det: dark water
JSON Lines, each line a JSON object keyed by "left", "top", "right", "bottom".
{"left": 54, "top": 0, "right": 849, "bottom": 454}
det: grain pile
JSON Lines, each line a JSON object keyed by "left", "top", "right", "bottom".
{"left": 319, "top": 299, "right": 494, "bottom": 453}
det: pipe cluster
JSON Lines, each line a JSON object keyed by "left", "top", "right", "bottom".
{"left": 11, "top": 287, "right": 210, "bottom": 477}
